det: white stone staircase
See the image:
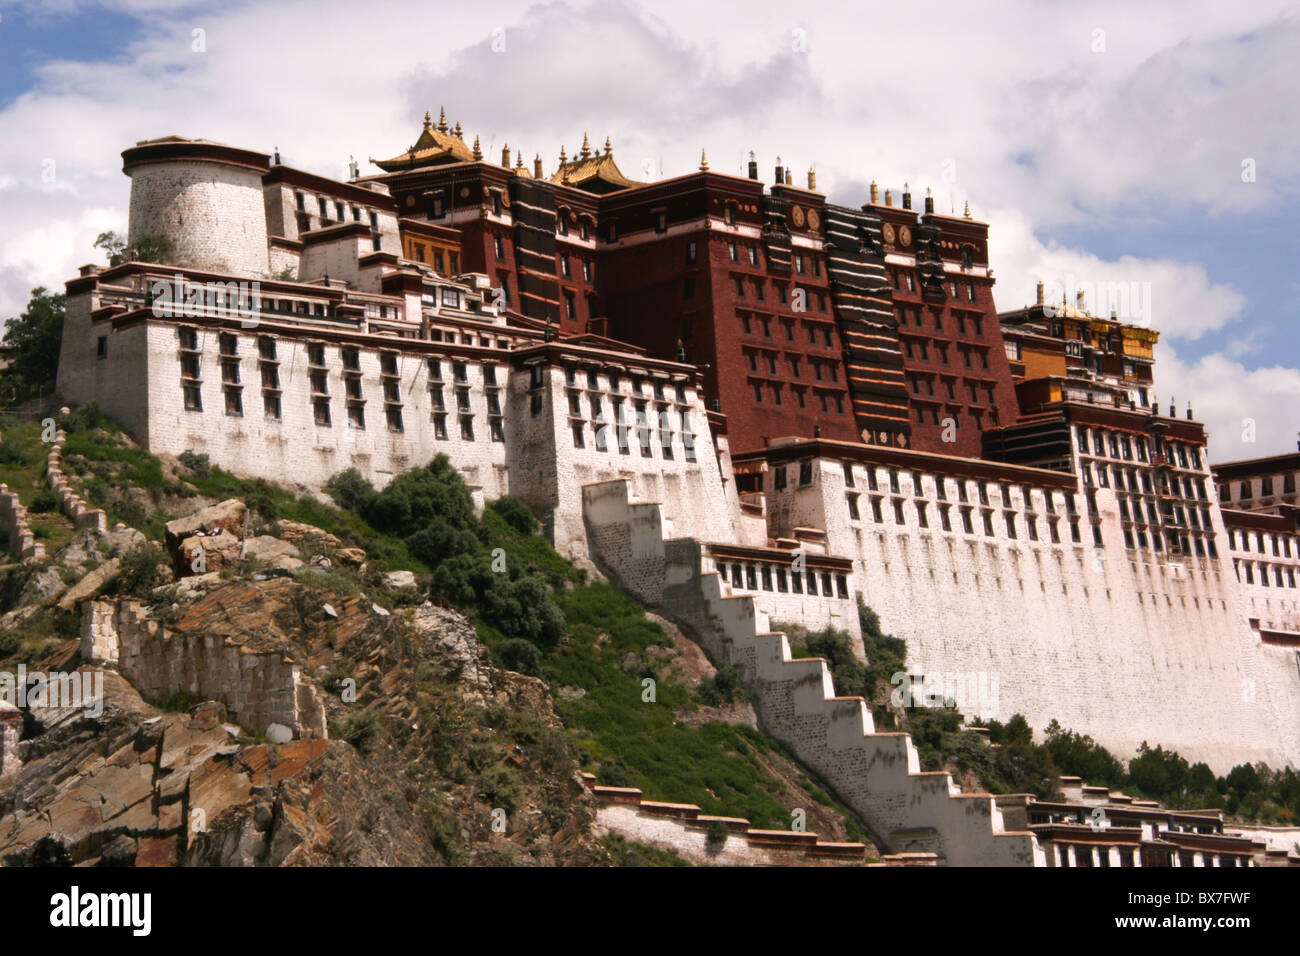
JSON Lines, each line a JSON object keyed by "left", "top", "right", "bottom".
{"left": 582, "top": 477, "right": 1043, "bottom": 866}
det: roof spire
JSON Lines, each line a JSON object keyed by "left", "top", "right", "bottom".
{"left": 580, "top": 133, "right": 591, "bottom": 159}
{"left": 534, "top": 153, "right": 543, "bottom": 179}
{"left": 453, "top": 121, "right": 463, "bottom": 140}
{"left": 604, "top": 136, "right": 612, "bottom": 155}
{"left": 437, "top": 107, "right": 448, "bottom": 133}
{"left": 964, "top": 199, "right": 972, "bottom": 219}
{"left": 870, "top": 179, "right": 879, "bottom": 203}
{"left": 423, "top": 110, "right": 432, "bottom": 131}
{"left": 699, "top": 149, "right": 709, "bottom": 171}
{"left": 472, "top": 135, "right": 482, "bottom": 161}
{"left": 502, "top": 142, "right": 511, "bottom": 167}
{"left": 559, "top": 145, "right": 567, "bottom": 165}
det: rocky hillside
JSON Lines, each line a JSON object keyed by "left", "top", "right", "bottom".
{"left": 0, "top": 412, "right": 879, "bottom": 866}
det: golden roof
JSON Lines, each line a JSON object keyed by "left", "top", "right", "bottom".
{"left": 549, "top": 134, "right": 641, "bottom": 193}
{"left": 371, "top": 109, "right": 476, "bottom": 172}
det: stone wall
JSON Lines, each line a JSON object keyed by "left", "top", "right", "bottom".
{"left": 44, "top": 431, "right": 108, "bottom": 535}
{"left": 0, "top": 484, "right": 43, "bottom": 561}
{"left": 81, "top": 599, "right": 326, "bottom": 739}
{"left": 581, "top": 478, "right": 1042, "bottom": 867}
{"left": 584, "top": 775, "right": 871, "bottom": 866}
{"left": 0, "top": 702, "right": 21, "bottom": 778}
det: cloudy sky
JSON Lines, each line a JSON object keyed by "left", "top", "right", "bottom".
{"left": 1, "top": 0, "right": 1296, "bottom": 460}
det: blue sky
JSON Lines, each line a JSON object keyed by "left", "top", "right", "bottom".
{"left": 0, "top": 6, "right": 140, "bottom": 109}
{"left": 1, "top": 0, "right": 1296, "bottom": 456}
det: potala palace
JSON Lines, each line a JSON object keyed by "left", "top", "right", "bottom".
{"left": 45, "top": 114, "right": 1300, "bottom": 865}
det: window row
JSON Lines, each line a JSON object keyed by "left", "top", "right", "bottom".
{"left": 1233, "top": 560, "right": 1298, "bottom": 589}
{"left": 717, "top": 561, "right": 849, "bottom": 599}
{"left": 739, "top": 313, "right": 837, "bottom": 347}
{"left": 1227, "top": 528, "right": 1297, "bottom": 558}
{"left": 844, "top": 492, "right": 1096, "bottom": 546}
{"left": 896, "top": 305, "right": 986, "bottom": 338}
{"left": 1220, "top": 474, "right": 1299, "bottom": 500}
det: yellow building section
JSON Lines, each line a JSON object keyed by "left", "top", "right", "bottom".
{"left": 1022, "top": 344, "right": 1066, "bottom": 380}
{"left": 1122, "top": 328, "right": 1158, "bottom": 359}
{"left": 403, "top": 236, "right": 461, "bottom": 276}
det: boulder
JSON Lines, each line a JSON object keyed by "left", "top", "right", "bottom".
{"left": 275, "top": 520, "right": 343, "bottom": 552}
{"left": 178, "top": 531, "right": 242, "bottom": 575}
{"left": 243, "top": 535, "right": 299, "bottom": 563}
{"left": 333, "top": 547, "right": 367, "bottom": 567}
{"left": 56, "top": 558, "right": 122, "bottom": 612}
{"left": 165, "top": 499, "right": 246, "bottom": 553}
{"left": 383, "top": 570, "right": 418, "bottom": 591}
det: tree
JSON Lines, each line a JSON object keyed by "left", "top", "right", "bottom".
{"left": 1, "top": 287, "right": 65, "bottom": 401}
{"left": 93, "top": 231, "right": 127, "bottom": 267}
{"left": 93, "top": 230, "right": 174, "bottom": 267}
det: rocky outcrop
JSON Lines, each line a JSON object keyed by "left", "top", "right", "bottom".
{"left": 0, "top": 684, "right": 431, "bottom": 866}
{"left": 81, "top": 586, "right": 327, "bottom": 740}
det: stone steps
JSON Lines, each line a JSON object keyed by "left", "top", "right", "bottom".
{"left": 582, "top": 477, "right": 1044, "bottom": 866}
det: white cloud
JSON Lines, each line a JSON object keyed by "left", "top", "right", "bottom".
{"left": 1156, "top": 345, "right": 1300, "bottom": 464}
{"left": 0, "top": 0, "right": 1295, "bottom": 456}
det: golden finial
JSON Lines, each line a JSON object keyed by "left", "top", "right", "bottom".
{"left": 423, "top": 110, "right": 432, "bottom": 131}
{"left": 502, "top": 143, "right": 511, "bottom": 167}
{"left": 437, "top": 107, "right": 448, "bottom": 133}
{"left": 870, "top": 179, "right": 879, "bottom": 203}
{"left": 534, "top": 154, "right": 543, "bottom": 178}
{"left": 807, "top": 166, "right": 816, "bottom": 190}
{"left": 453, "top": 121, "right": 463, "bottom": 140}
{"left": 884, "top": 188, "right": 893, "bottom": 206}
{"left": 580, "top": 133, "right": 591, "bottom": 159}
{"left": 699, "top": 149, "right": 709, "bottom": 171}
{"left": 515, "top": 150, "right": 525, "bottom": 170}
{"left": 472, "top": 135, "right": 482, "bottom": 160}
{"left": 964, "top": 200, "right": 972, "bottom": 219}
{"left": 559, "top": 145, "right": 567, "bottom": 164}
{"left": 604, "top": 136, "right": 612, "bottom": 155}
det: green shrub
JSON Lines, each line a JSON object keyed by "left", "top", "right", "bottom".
{"left": 109, "top": 545, "right": 170, "bottom": 599}
{"left": 705, "top": 820, "right": 730, "bottom": 848}
{"left": 325, "top": 467, "right": 377, "bottom": 514}
{"left": 29, "top": 488, "right": 59, "bottom": 513}
{"left": 494, "top": 638, "right": 543, "bottom": 677}
{"left": 0, "top": 436, "right": 27, "bottom": 465}
{"left": 487, "top": 496, "right": 535, "bottom": 535}
{"left": 57, "top": 401, "right": 106, "bottom": 434}
{"left": 178, "top": 450, "right": 211, "bottom": 477}
{"left": 333, "top": 708, "right": 381, "bottom": 754}
{"left": 477, "top": 765, "right": 523, "bottom": 814}
{"left": 698, "top": 664, "right": 747, "bottom": 707}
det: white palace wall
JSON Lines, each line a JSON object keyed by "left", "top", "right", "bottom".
{"left": 762, "top": 455, "right": 1300, "bottom": 772}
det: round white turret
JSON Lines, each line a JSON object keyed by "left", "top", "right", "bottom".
{"left": 122, "top": 137, "right": 270, "bottom": 277}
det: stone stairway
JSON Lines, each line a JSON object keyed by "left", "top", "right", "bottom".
{"left": 582, "top": 477, "right": 1043, "bottom": 866}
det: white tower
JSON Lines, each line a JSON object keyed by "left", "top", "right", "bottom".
{"left": 122, "top": 136, "right": 270, "bottom": 277}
